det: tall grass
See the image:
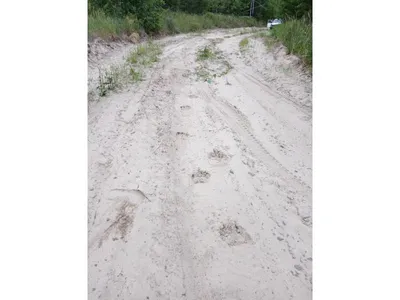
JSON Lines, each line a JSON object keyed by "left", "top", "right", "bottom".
{"left": 271, "top": 19, "right": 312, "bottom": 67}
{"left": 88, "top": 10, "right": 140, "bottom": 39}
{"left": 88, "top": 10, "right": 262, "bottom": 39}
{"left": 161, "top": 11, "right": 261, "bottom": 34}
{"left": 127, "top": 42, "right": 162, "bottom": 65}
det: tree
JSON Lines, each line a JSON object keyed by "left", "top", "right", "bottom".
{"left": 135, "top": 0, "right": 165, "bottom": 32}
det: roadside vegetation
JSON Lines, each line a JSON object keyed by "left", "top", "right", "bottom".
{"left": 88, "top": 0, "right": 266, "bottom": 39}
{"left": 263, "top": 0, "right": 312, "bottom": 67}
{"left": 89, "top": 10, "right": 261, "bottom": 39}
{"left": 88, "top": 10, "right": 140, "bottom": 39}
{"left": 95, "top": 41, "right": 162, "bottom": 98}
{"left": 250, "top": 31, "right": 275, "bottom": 48}
{"left": 127, "top": 42, "right": 162, "bottom": 65}
{"left": 253, "top": 31, "right": 269, "bottom": 39}
{"left": 271, "top": 18, "right": 312, "bottom": 67}
{"left": 162, "top": 11, "right": 259, "bottom": 34}
{"left": 88, "top": 0, "right": 312, "bottom": 67}
{"left": 97, "top": 64, "right": 128, "bottom": 97}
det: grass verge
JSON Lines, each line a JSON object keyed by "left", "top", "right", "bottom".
{"left": 127, "top": 42, "right": 162, "bottom": 65}
{"left": 95, "top": 41, "right": 162, "bottom": 98}
{"left": 162, "top": 11, "right": 261, "bottom": 34}
{"left": 89, "top": 10, "right": 263, "bottom": 40}
{"left": 270, "top": 19, "right": 312, "bottom": 67}
{"left": 88, "top": 10, "right": 140, "bottom": 39}
{"left": 253, "top": 31, "right": 269, "bottom": 39}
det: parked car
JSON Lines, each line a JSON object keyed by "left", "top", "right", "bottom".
{"left": 267, "top": 19, "right": 283, "bottom": 30}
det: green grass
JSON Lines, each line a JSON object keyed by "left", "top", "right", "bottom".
{"left": 239, "top": 37, "right": 249, "bottom": 49}
{"left": 253, "top": 31, "right": 269, "bottom": 39}
{"left": 197, "top": 46, "right": 216, "bottom": 61}
{"left": 96, "top": 41, "right": 162, "bottom": 97}
{"left": 271, "top": 19, "right": 312, "bottom": 67}
{"left": 97, "top": 65, "right": 127, "bottom": 97}
{"left": 88, "top": 9, "right": 263, "bottom": 40}
{"left": 252, "top": 31, "right": 275, "bottom": 48}
{"left": 88, "top": 10, "right": 140, "bottom": 39}
{"left": 195, "top": 45, "right": 233, "bottom": 81}
{"left": 161, "top": 11, "right": 261, "bottom": 34}
{"left": 129, "top": 66, "right": 142, "bottom": 82}
{"left": 127, "top": 41, "right": 162, "bottom": 65}
{"left": 238, "top": 28, "right": 262, "bottom": 35}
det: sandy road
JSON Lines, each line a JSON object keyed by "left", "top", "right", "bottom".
{"left": 88, "top": 28, "right": 312, "bottom": 300}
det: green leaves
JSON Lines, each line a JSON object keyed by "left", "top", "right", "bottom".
{"left": 89, "top": 0, "right": 165, "bottom": 33}
{"left": 136, "top": 0, "right": 165, "bottom": 33}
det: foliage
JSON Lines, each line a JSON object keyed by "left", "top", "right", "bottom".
{"left": 197, "top": 46, "right": 215, "bottom": 60}
{"left": 136, "top": 0, "right": 165, "bottom": 33}
{"left": 89, "top": 0, "right": 165, "bottom": 33}
{"left": 96, "top": 41, "right": 162, "bottom": 97}
{"left": 271, "top": 18, "right": 312, "bottom": 67}
{"left": 88, "top": 0, "right": 313, "bottom": 51}
{"left": 239, "top": 37, "right": 249, "bottom": 48}
{"left": 161, "top": 10, "right": 260, "bottom": 34}
{"left": 88, "top": 10, "right": 140, "bottom": 38}
{"left": 127, "top": 41, "right": 162, "bottom": 65}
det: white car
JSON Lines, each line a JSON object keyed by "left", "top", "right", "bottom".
{"left": 267, "top": 19, "right": 283, "bottom": 30}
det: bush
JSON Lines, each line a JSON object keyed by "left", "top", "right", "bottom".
{"left": 136, "top": 0, "right": 164, "bottom": 33}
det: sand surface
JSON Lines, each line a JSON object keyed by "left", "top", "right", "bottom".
{"left": 88, "top": 28, "right": 312, "bottom": 300}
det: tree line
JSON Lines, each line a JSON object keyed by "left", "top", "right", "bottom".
{"left": 164, "top": 0, "right": 311, "bottom": 20}
{"left": 89, "top": 0, "right": 312, "bottom": 32}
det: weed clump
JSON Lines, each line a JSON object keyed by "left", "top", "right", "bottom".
{"left": 197, "top": 46, "right": 215, "bottom": 61}
{"left": 96, "top": 41, "right": 162, "bottom": 98}
{"left": 98, "top": 65, "right": 126, "bottom": 96}
{"left": 127, "top": 42, "right": 162, "bottom": 65}
{"left": 239, "top": 37, "right": 249, "bottom": 49}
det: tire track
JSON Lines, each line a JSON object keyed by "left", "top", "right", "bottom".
{"left": 199, "top": 85, "right": 311, "bottom": 190}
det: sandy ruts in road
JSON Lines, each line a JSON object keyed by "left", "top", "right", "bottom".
{"left": 88, "top": 28, "right": 312, "bottom": 300}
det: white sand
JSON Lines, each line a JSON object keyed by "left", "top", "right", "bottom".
{"left": 88, "top": 28, "right": 312, "bottom": 300}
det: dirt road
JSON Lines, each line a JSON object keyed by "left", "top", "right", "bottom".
{"left": 88, "top": 28, "right": 312, "bottom": 300}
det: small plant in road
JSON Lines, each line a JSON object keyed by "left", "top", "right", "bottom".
{"left": 97, "top": 65, "right": 125, "bottom": 96}
{"left": 239, "top": 37, "right": 249, "bottom": 48}
{"left": 197, "top": 46, "right": 215, "bottom": 61}
{"left": 127, "top": 42, "right": 162, "bottom": 66}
